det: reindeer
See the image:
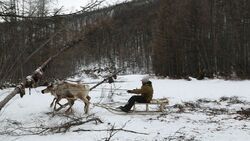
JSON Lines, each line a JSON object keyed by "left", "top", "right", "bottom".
{"left": 41, "top": 81, "right": 91, "bottom": 114}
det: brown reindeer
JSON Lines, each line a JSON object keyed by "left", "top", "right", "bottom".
{"left": 41, "top": 81, "right": 91, "bottom": 114}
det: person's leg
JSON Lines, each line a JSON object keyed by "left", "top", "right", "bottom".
{"left": 122, "top": 96, "right": 147, "bottom": 112}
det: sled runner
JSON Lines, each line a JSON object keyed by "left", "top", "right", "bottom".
{"left": 104, "top": 105, "right": 167, "bottom": 115}
{"left": 94, "top": 98, "right": 169, "bottom": 115}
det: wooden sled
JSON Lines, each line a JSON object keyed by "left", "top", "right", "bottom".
{"left": 94, "top": 102, "right": 167, "bottom": 115}
{"left": 94, "top": 98, "right": 169, "bottom": 115}
{"left": 105, "top": 106, "right": 166, "bottom": 115}
{"left": 132, "top": 98, "right": 169, "bottom": 112}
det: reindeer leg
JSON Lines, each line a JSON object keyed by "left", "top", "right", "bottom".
{"left": 50, "top": 98, "right": 56, "bottom": 108}
{"left": 54, "top": 97, "right": 63, "bottom": 111}
{"left": 55, "top": 98, "right": 73, "bottom": 112}
{"left": 55, "top": 104, "right": 67, "bottom": 111}
{"left": 80, "top": 96, "right": 90, "bottom": 114}
{"left": 65, "top": 99, "right": 75, "bottom": 114}
{"left": 60, "top": 102, "right": 69, "bottom": 108}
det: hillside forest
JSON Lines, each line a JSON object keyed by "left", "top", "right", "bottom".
{"left": 1, "top": 0, "right": 250, "bottom": 85}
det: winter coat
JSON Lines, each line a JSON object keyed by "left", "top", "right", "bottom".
{"left": 130, "top": 81, "right": 153, "bottom": 102}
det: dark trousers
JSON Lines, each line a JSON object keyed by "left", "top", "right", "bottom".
{"left": 123, "top": 95, "right": 147, "bottom": 111}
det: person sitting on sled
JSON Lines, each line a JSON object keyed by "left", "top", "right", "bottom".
{"left": 120, "top": 76, "right": 153, "bottom": 112}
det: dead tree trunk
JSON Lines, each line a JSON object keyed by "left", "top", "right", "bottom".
{"left": 0, "top": 0, "right": 104, "bottom": 112}
{"left": 0, "top": 39, "right": 83, "bottom": 111}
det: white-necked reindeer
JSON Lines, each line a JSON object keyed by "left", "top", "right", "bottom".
{"left": 41, "top": 81, "right": 91, "bottom": 114}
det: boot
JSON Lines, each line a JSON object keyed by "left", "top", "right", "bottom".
{"left": 119, "top": 106, "right": 129, "bottom": 113}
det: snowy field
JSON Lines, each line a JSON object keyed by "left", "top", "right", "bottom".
{"left": 1, "top": 74, "right": 250, "bottom": 141}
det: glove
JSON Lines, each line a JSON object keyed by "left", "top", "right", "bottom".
{"left": 127, "top": 90, "right": 132, "bottom": 93}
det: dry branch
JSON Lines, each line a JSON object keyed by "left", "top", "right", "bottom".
{"left": 39, "top": 117, "right": 103, "bottom": 134}
{"left": 73, "top": 121, "right": 148, "bottom": 136}
{"left": 73, "top": 128, "right": 149, "bottom": 135}
{"left": 0, "top": 115, "right": 103, "bottom": 136}
{"left": 235, "top": 108, "right": 250, "bottom": 119}
{"left": 89, "top": 69, "right": 123, "bottom": 91}
{"left": 73, "top": 120, "right": 149, "bottom": 137}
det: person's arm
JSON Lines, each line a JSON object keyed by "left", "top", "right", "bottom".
{"left": 127, "top": 86, "right": 146, "bottom": 94}
{"left": 127, "top": 89, "right": 141, "bottom": 94}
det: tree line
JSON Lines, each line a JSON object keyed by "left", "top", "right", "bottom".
{"left": 1, "top": 0, "right": 250, "bottom": 86}
{"left": 154, "top": 0, "right": 250, "bottom": 79}
{"left": 0, "top": 0, "right": 157, "bottom": 85}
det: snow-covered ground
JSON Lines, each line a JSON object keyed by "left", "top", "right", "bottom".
{"left": 1, "top": 75, "right": 250, "bottom": 141}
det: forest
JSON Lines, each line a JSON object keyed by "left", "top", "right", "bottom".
{"left": 1, "top": 0, "right": 250, "bottom": 86}
{"left": 1, "top": 1, "right": 250, "bottom": 140}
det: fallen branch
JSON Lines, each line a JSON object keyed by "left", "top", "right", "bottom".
{"left": 39, "top": 117, "right": 103, "bottom": 134}
{"left": 73, "top": 128, "right": 149, "bottom": 135}
{"left": 0, "top": 115, "right": 103, "bottom": 136}
{"left": 74, "top": 120, "right": 148, "bottom": 136}
{"left": 234, "top": 108, "right": 250, "bottom": 120}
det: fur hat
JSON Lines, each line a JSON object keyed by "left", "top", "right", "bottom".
{"left": 141, "top": 75, "right": 150, "bottom": 83}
